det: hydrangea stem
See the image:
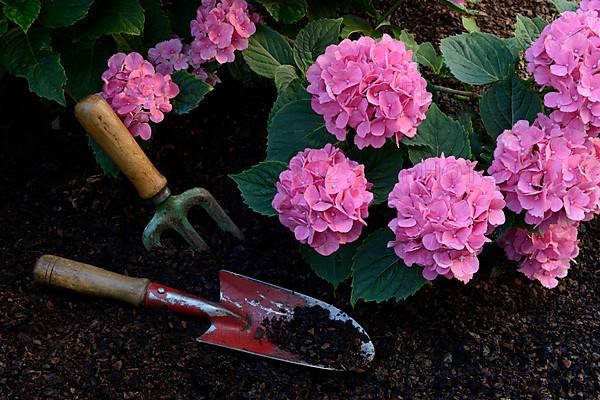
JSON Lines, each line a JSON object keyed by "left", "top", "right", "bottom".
{"left": 376, "top": 0, "right": 405, "bottom": 25}
{"left": 432, "top": 85, "right": 479, "bottom": 98}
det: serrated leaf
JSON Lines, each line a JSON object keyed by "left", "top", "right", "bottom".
{"left": 88, "top": 135, "right": 120, "bottom": 177}
{"left": 293, "top": 18, "right": 342, "bottom": 73}
{"left": 341, "top": 14, "right": 374, "bottom": 38}
{"left": 243, "top": 25, "right": 293, "bottom": 79}
{"left": 230, "top": 161, "right": 287, "bottom": 216}
{"left": 403, "top": 104, "right": 471, "bottom": 163}
{"left": 269, "top": 80, "right": 310, "bottom": 124}
{"left": 267, "top": 99, "right": 333, "bottom": 162}
{"left": 81, "top": 0, "right": 144, "bottom": 39}
{"left": 301, "top": 243, "right": 358, "bottom": 288}
{"left": 0, "top": 28, "right": 66, "bottom": 105}
{"left": 3, "top": 0, "right": 40, "bottom": 32}
{"left": 170, "top": 71, "right": 212, "bottom": 114}
{"left": 415, "top": 42, "right": 444, "bottom": 74}
{"left": 61, "top": 40, "right": 112, "bottom": 100}
{"left": 141, "top": 0, "right": 171, "bottom": 50}
{"left": 274, "top": 65, "right": 299, "bottom": 93}
{"left": 254, "top": 0, "right": 307, "bottom": 24}
{"left": 440, "top": 32, "right": 515, "bottom": 85}
{"left": 480, "top": 72, "right": 542, "bottom": 139}
{"left": 38, "top": 0, "right": 93, "bottom": 28}
{"left": 514, "top": 14, "right": 547, "bottom": 50}
{"left": 351, "top": 228, "right": 426, "bottom": 305}
{"left": 394, "top": 29, "right": 418, "bottom": 53}
{"left": 548, "top": 0, "right": 577, "bottom": 12}
{"left": 350, "top": 142, "right": 403, "bottom": 205}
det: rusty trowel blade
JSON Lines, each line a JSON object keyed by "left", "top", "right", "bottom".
{"left": 196, "top": 271, "right": 375, "bottom": 371}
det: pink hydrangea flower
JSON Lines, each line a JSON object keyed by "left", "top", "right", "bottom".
{"left": 101, "top": 52, "right": 180, "bottom": 140}
{"left": 488, "top": 114, "right": 600, "bottom": 230}
{"left": 189, "top": 0, "right": 256, "bottom": 66}
{"left": 499, "top": 222, "right": 579, "bottom": 289}
{"left": 306, "top": 34, "right": 432, "bottom": 149}
{"left": 387, "top": 156, "right": 506, "bottom": 283}
{"left": 272, "top": 144, "right": 373, "bottom": 256}
{"left": 581, "top": 0, "right": 600, "bottom": 11}
{"left": 525, "top": 8, "right": 600, "bottom": 135}
{"left": 449, "top": 0, "right": 465, "bottom": 5}
{"left": 148, "top": 38, "right": 190, "bottom": 75}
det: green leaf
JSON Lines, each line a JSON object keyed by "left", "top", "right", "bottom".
{"left": 514, "top": 14, "right": 547, "bottom": 50}
{"left": 61, "top": 40, "right": 112, "bottom": 101}
{"left": 548, "top": 0, "right": 577, "bottom": 12}
{"left": 267, "top": 99, "right": 333, "bottom": 162}
{"left": 441, "top": 0, "right": 468, "bottom": 12}
{"left": 341, "top": 14, "right": 374, "bottom": 38}
{"left": 0, "top": 28, "right": 66, "bottom": 105}
{"left": 3, "top": 0, "right": 40, "bottom": 32}
{"left": 440, "top": 32, "right": 515, "bottom": 85}
{"left": 81, "top": 0, "right": 144, "bottom": 39}
{"left": 230, "top": 161, "right": 287, "bottom": 216}
{"left": 141, "top": 0, "right": 171, "bottom": 50}
{"left": 394, "top": 29, "right": 418, "bottom": 53}
{"left": 274, "top": 65, "right": 299, "bottom": 93}
{"left": 170, "top": 71, "right": 213, "bottom": 114}
{"left": 243, "top": 24, "right": 294, "bottom": 79}
{"left": 293, "top": 18, "right": 342, "bottom": 73}
{"left": 269, "top": 79, "right": 310, "bottom": 124}
{"left": 254, "top": 0, "right": 307, "bottom": 24}
{"left": 403, "top": 103, "right": 471, "bottom": 163}
{"left": 415, "top": 42, "right": 444, "bottom": 74}
{"left": 480, "top": 72, "right": 542, "bottom": 139}
{"left": 504, "top": 37, "right": 521, "bottom": 59}
{"left": 461, "top": 16, "right": 480, "bottom": 33}
{"left": 301, "top": 243, "right": 358, "bottom": 288}
{"left": 307, "top": 0, "right": 341, "bottom": 20}
{"left": 350, "top": 142, "right": 404, "bottom": 204}
{"left": 351, "top": 228, "right": 426, "bottom": 305}
{"left": 88, "top": 135, "right": 120, "bottom": 177}
{"left": 38, "top": 0, "right": 93, "bottom": 28}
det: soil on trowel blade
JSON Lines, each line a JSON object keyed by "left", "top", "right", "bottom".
{"left": 262, "top": 305, "right": 369, "bottom": 371}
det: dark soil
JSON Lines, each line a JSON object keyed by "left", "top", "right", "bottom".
{"left": 1, "top": 2, "right": 599, "bottom": 399}
{"left": 262, "top": 305, "right": 369, "bottom": 371}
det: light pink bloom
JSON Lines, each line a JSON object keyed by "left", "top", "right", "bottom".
{"left": 499, "top": 222, "right": 579, "bottom": 289}
{"left": 387, "top": 156, "right": 506, "bottom": 284}
{"left": 189, "top": 0, "right": 256, "bottom": 66}
{"left": 488, "top": 114, "right": 600, "bottom": 230}
{"left": 272, "top": 144, "right": 373, "bottom": 256}
{"left": 525, "top": 8, "right": 600, "bottom": 136}
{"left": 306, "top": 34, "right": 432, "bottom": 149}
{"left": 101, "top": 52, "right": 180, "bottom": 140}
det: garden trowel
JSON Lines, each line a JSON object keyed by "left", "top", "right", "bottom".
{"left": 74, "top": 94, "right": 244, "bottom": 252}
{"left": 33, "top": 255, "right": 375, "bottom": 371}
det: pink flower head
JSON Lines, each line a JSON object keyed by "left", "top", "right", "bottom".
{"left": 525, "top": 8, "right": 600, "bottom": 135}
{"left": 499, "top": 222, "right": 579, "bottom": 289}
{"left": 272, "top": 144, "right": 374, "bottom": 256}
{"left": 189, "top": 0, "right": 256, "bottom": 66}
{"left": 387, "top": 156, "right": 506, "bottom": 283}
{"left": 100, "top": 52, "right": 180, "bottom": 140}
{"left": 581, "top": 0, "right": 600, "bottom": 11}
{"left": 306, "top": 34, "right": 432, "bottom": 149}
{"left": 148, "top": 38, "right": 190, "bottom": 75}
{"left": 488, "top": 114, "right": 600, "bottom": 230}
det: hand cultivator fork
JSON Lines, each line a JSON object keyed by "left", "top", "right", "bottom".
{"left": 75, "top": 94, "right": 244, "bottom": 252}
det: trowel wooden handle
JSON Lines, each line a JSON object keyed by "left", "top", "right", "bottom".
{"left": 33, "top": 255, "right": 151, "bottom": 307}
{"left": 74, "top": 94, "right": 168, "bottom": 200}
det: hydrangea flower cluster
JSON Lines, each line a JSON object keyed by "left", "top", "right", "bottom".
{"left": 272, "top": 144, "right": 374, "bottom": 256}
{"left": 148, "top": 38, "right": 190, "bottom": 75}
{"left": 306, "top": 34, "right": 432, "bottom": 149}
{"left": 488, "top": 114, "right": 600, "bottom": 230}
{"left": 499, "top": 222, "right": 580, "bottom": 289}
{"left": 101, "top": 52, "right": 180, "bottom": 140}
{"left": 190, "top": 0, "right": 257, "bottom": 65}
{"left": 525, "top": 8, "right": 600, "bottom": 135}
{"left": 387, "top": 156, "right": 506, "bottom": 283}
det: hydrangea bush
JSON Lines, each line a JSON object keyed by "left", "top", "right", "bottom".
{"left": 3, "top": 0, "right": 598, "bottom": 304}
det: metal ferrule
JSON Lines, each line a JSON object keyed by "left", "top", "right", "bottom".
{"left": 150, "top": 186, "right": 171, "bottom": 206}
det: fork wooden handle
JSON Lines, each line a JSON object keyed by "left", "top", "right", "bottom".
{"left": 74, "top": 94, "right": 168, "bottom": 200}
{"left": 33, "top": 255, "right": 151, "bottom": 307}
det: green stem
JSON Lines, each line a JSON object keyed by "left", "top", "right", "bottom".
{"left": 432, "top": 85, "right": 479, "bottom": 98}
{"left": 376, "top": 0, "right": 405, "bottom": 25}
